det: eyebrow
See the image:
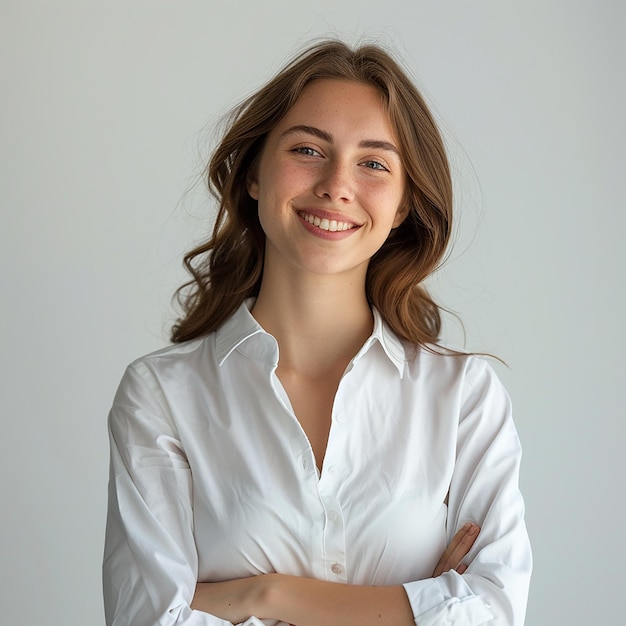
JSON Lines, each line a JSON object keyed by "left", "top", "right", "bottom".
{"left": 281, "top": 124, "right": 400, "bottom": 156}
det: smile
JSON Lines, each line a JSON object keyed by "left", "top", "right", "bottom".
{"left": 298, "top": 211, "right": 357, "bottom": 232}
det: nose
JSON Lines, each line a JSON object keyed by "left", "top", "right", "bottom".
{"left": 313, "top": 159, "right": 355, "bottom": 203}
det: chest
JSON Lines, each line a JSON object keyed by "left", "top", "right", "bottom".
{"left": 277, "top": 372, "right": 338, "bottom": 472}
{"left": 177, "top": 357, "right": 460, "bottom": 586}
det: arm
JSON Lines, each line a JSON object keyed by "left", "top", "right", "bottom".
{"left": 401, "top": 358, "right": 532, "bottom": 625}
{"left": 190, "top": 523, "right": 480, "bottom": 625}
{"left": 193, "top": 576, "right": 412, "bottom": 626}
{"left": 103, "top": 362, "right": 238, "bottom": 626}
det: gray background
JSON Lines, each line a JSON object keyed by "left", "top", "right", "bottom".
{"left": 2, "top": 1, "right": 624, "bottom": 624}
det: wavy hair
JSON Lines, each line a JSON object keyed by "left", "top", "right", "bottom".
{"left": 171, "top": 40, "right": 453, "bottom": 348}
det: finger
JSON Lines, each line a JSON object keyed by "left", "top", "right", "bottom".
{"left": 446, "top": 523, "right": 479, "bottom": 567}
{"left": 456, "top": 563, "right": 468, "bottom": 575}
{"left": 433, "top": 523, "right": 472, "bottom": 576}
{"left": 432, "top": 523, "right": 480, "bottom": 577}
{"left": 438, "top": 523, "right": 472, "bottom": 564}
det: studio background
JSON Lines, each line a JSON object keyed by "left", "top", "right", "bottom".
{"left": 1, "top": 1, "right": 623, "bottom": 625}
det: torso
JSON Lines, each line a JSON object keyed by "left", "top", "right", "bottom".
{"left": 123, "top": 309, "right": 475, "bottom": 586}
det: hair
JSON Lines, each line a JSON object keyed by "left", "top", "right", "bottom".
{"left": 171, "top": 39, "right": 454, "bottom": 349}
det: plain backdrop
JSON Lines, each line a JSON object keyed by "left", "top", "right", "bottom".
{"left": 1, "top": 1, "right": 624, "bottom": 625}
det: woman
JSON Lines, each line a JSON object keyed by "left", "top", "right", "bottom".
{"left": 103, "top": 40, "right": 532, "bottom": 625}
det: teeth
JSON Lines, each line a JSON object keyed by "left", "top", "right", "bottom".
{"left": 301, "top": 212, "right": 354, "bottom": 232}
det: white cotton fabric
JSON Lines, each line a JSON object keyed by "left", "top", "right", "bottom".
{"left": 103, "top": 300, "right": 531, "bottom": 626}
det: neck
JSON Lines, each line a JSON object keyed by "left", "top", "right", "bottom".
{"left": 251, "top": 266, "right": 373, "bottom": 379}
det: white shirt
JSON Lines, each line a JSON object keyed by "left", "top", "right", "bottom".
{"left": 103, "top": 301, "right": 532, "bottom": 626}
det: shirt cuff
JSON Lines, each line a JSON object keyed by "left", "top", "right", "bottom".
{"left": 402, "top": 575, "right": 494, "bottom": 626}
{"left": 176, "top": 606, "right": 268, "bottom": 625}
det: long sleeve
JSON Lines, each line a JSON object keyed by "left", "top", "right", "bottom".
{"left": 402, "top": 358, "right": 532, "bottom": 625}
{"left": 102, "top": 361, "right": 264, "bottom": 626}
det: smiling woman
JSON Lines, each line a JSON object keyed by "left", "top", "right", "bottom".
{"left": 103, "top": 40, "right": 532, "bottom": 626}
{"left": 169, "top": 40, "right": 453, "bottom": 347}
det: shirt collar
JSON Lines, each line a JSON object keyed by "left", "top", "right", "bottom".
{"left": 355, "top": 307, "right": 406, "bottom": 377}
{"left": 215, "top": 299, "right": 406, "bottom": 376}
{"left": 215, "top": 299, "right": 279, "bottom": 367}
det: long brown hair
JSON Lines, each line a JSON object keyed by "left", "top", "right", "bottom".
{"left": 171, "top": 40, "right": 453, "bottom": 347}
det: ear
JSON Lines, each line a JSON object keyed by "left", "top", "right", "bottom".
{"left": 392, "top": 202, "right": 410, "bottom": 228}
{"left": 247, "top": 166, "right": 259, "bottom": 200}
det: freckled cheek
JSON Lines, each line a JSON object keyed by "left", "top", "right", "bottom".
{"left": 282, "top": 162, "right": 320, "bottom": 186}
{"left": 263, "top": 162, "right": 317, "bottom": 194}
{"left": 358, "top": 182, "right": 404, "bottom": 212}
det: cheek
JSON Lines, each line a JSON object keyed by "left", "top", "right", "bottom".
{"left": 278, "top": 161, "right": 319, "bottom": 189}
{"left": 257, "top": 160, "right": 287, "bottom": 194}
{"left": 362, "top": 183, "right": 406, "bottom": 224}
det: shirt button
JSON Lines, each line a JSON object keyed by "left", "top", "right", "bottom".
{"left": 334, "top": 413, "right": 344, "bottom": 423}
{"left": 331, "top": 563, "right": 343, "bottom": 575}
{"left": 328, "top": 510, "right": 338, "bottom": 521}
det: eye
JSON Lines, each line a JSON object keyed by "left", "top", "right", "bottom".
{"left": 362, "top": 159, "right": 389, "bottom": 172}
{"left": 291, "top": 146, "right": 321, "bottom": 157}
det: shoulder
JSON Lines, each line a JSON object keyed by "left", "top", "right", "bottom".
{"left": 111, "top": 335, "right": 215, "bottom": 410}
{"left": 401, "top": 341, "right": 496, "bottom": 383}
{"left": 400, "top": 342, "right": 511, "bottom": 414}
{"left": 374, "top": 311, "right": 505, "bottom": 395}
{"left": 128, "top": 335, "right": 213, "bottom": 380}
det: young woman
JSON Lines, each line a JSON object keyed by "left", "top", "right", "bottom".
{"left": 103, "top": 40, "right": 532, "bottom": 626}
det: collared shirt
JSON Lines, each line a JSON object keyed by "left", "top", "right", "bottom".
{"left": 103, "top": 301, "right": 531, "bottom": 626}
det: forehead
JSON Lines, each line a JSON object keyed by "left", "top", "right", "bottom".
{"left": 273, "top": 78, "right": 397, "bottom": 142}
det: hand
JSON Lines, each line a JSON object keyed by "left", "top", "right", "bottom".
{"left": 432, "top": 522, "right": 480, "bottom": 577}
{"left": 191, "top": 575, "right": 274, "bottom": 624}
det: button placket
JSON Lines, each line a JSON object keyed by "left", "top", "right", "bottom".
{"left": 318, "top": 488, "right": 347, "bottom": 582}
{"left": 317, "top": 382, "right": 349, "bottom": 582}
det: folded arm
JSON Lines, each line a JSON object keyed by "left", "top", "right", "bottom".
{"left": 191, "top": 524, "right": 480, "bottom": 625}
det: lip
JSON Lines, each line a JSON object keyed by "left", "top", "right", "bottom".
{"left": 295, "top": 208, "right": 362, "bottom": 240}
{"left": 296, "top": 207, "right": 361, "bottom": 225}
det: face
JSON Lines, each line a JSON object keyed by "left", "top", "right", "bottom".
{"left": 248, "top": 78, "right": 408, "bottom": 282}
